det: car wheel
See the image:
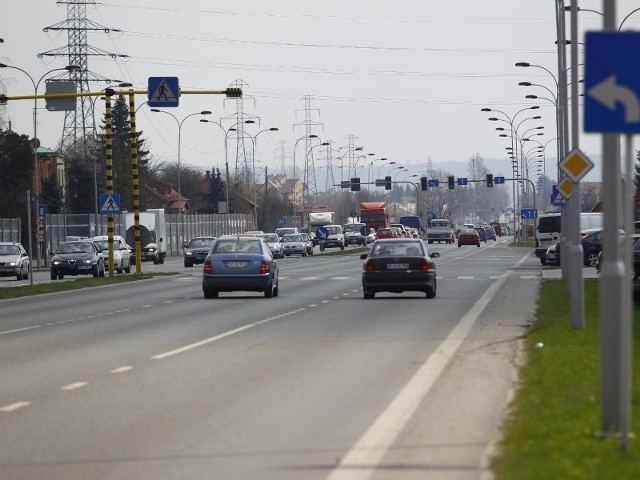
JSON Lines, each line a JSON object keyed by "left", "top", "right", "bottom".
{"left": 540, "top": 258, "right": 548, "bottom": 266}
{"left": 22, "top": 266, "right": 29, "bottom": 280}
{"left": 340, "top": 244, "right": 345, "bottom": 251}
{"left": 184, "top": 260, "right": 193, "bottom": 267}
{"left": 153, "top": 256, "right": 160, "bottom": 265}
{"left": 264, "top": 281, "right": 274, "bottom": 298}
{"left": 458, "top": 244, "right": 461, "bottom": 248}
{"left": 363, "top": 289, "right": 375, "bottom": 299}
{"left": 477, "top": 243, "right": 480, "bottom": 247}
{"left": 203, "top": 288, "right": 218, "bottom": 299}
{"left": 273, "top": 281, "right": 279, "bottom": 297}
{"left": 50, "top": 270, "right": 57, "bottom": 280}
{"left": 58, "top": 273, "right": 64, "bottom": 280}
{"left": 586, "top": 251, "right": 599, "bottom": 267}
{"left": 426, "top": 281, "right": 436, "bottom": 299}
{"left": 160, "top": 254, "right": 165, "bottom": 264}
{"left": 124, "top": 264, "right": 131, "bottom": 273}
{"left": 116, "top": 263, "right": 124, "bottom": 274}
{"left": 302, "top": 251, "right": 307, "bottom": 257}
{"left": 92, "top": 264, "right": 99, "bottom": 277}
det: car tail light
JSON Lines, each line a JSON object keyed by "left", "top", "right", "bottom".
{"left": 260, "top": 261, "right": 270, "bottom": 274}
{"left": 364, "top": 260, "right": 376, "bottom": 272}
{"left": 420, "top": 259, "right": 433, "bottom": 271}
{"left": 204, "top": 259, "right": 213, "bottom": 274}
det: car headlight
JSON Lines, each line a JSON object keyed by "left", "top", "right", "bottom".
{"left": 7, "top": 262, "right": 17, "bottom": 267}
{"left": 52, "top": 260, "right": 62, "bottom": 265}
{"left": 184, "top": 249, "right": 192, "bottom": 255}
{"left": 82, "top": 259, "right": 92, "bottom": 265}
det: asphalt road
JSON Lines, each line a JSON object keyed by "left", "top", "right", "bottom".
{"left": 0, "top": 237, "right": 539, "bottom": 480}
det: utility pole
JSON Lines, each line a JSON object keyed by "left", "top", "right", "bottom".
{"left": 294, "top": 95, "right": 322, "bottom": 209}
{"left": 40, "top": 0, "right": 127, "bottom": 152}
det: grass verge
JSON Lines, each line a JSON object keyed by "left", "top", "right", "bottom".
{"left": 0, "top": 273, "right": 177, "bottom": 300}
{"left": 492, "top": 279, "right": 640, "bottom": 479}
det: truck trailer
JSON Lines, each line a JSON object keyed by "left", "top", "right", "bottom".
{"left": 123, "top": 208, "right": 167, "bottom": 264}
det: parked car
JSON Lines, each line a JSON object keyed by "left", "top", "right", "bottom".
{"left": 581, "top": 228, "right": 624, "bottom": 267}
{"left": 281, "top": 233, "right": 307, "bottom": 257}
{"left": 474, "top": 226, "right": 487, "bottom": 242}
{"left": 360, "top": 238, "right": 440, "bottom": 299}
{"left": 300, "top": 232, "right": 314, "bottom": 255}
{"left": 0, "top": 242, "right": 30, "bottom": 280}
{"left": 458, "top": 228, "right": 481, "bottom": 248}
{"left": 50, "top": 240, "right": 105, "bottom": 280}
{"left": 257, "top": 233, "right": 284, "bottom": 259}
{"left": 595, "top": 233, "right": 640, "bottom": 278}
{"left": 183, "top": 236, "right": 217, "bottom": 267}
{"left": 545, "top": 240, "right": 561, "bottom": 266}
{"left": 92, "top": 235, "right": 132, "bottom": 273}
{"left": 202, "top": 236, "right": 278, "bottom": 299}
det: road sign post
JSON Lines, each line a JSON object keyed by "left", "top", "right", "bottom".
{"left": 585, "top": 27, "right": 635, "bottom": 444}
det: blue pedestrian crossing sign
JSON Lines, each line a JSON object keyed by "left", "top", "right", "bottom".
{"left": 148, "top": 77, "right": 179, "bottom": 107}
{"left": 100, "top": 193, "right": 121, "bottom": 214}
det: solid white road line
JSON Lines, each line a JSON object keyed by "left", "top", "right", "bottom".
{"left": 0, "top": 325, "right": 43, "bottom": 336}
{"left": 324, "top": 255, "right": 530, "bottom": 480}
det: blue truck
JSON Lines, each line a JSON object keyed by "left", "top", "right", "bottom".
{"left": 399, "top": 215, "right": 424, "bottom": 237}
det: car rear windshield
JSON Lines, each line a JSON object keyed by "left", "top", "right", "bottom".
{"left": 538, "top": 216, "right": 561, "bottom": 233}
{"left": 372, "top": 242, "right": 424, "bottom": 257}
{"left": 213, "top": 239, "right": 262, "bottom": 254}
{"left": 189, "top": 237, "right": 216, "bottom": 248}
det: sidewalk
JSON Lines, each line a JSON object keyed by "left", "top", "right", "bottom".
{"left": 541, "top": 265, "right": 599, "bottom": 279}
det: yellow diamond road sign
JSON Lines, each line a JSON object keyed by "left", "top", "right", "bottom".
{"left": 556, "top": 177, "right": 573, "bottom": 199}
{"left": 559, "top": 147, "right": 594, "bottom": 182}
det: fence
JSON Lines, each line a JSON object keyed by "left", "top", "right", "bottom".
{"left": 0, "top": 218, "right": 21, "bottom": 242}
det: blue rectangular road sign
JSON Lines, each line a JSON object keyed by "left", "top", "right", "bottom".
{"left": 520, "top": 208, "right": 537, "bottom": 220}
{"left": 148, "top": 77, "right": 180, "bottom": 108}
{"left": 494, "top": 176, "right": 505, "bottom": 185}
{"left": 585, "top": 32, "right": 640, "bottom": 133}
{"left": 428, "top": 179, "right": 439, "bottom": 187}
{"left": 457, "top": 177, "right": 468, "bottom": 186}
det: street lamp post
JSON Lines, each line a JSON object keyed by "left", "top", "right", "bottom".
{"left": 0, "top": 63, "right": 80, "bottom": 270}
{"left": 151, "top": 109, "right": 211, "bottom": 244}
{"left": 245, "top": 126, "right": 279, "bottom": 229}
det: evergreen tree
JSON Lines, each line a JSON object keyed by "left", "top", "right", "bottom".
{"left": 201, "top": 168, "right": 226, "bottom": 213}
{"left": 0, "top": 131, "right": 32, "bottom": 241}
{"left": 40, "top": 177, "right": 64, "bottom": 214}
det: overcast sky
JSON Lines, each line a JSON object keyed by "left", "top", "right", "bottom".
{"left": 2, "top": 1, "right": 640, "bottom": 188}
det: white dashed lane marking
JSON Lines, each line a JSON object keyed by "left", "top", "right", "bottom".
{"left": 0, "top": 402, "right": 31, "bottom": 412}
{"left": 61, "top": 382, "right": 89, "bottom": 391}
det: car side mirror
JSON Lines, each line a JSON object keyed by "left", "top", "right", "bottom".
{"left": 430, "top": 252, "right": 440, "bottom": 258}
{"left": 159, "top": 238, "right": 164, "bottom": 243}
{"left": 183, "top": 243, "right": 188, "bottom": 248}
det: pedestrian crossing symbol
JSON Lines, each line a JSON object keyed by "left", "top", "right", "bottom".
{"left": 148, "top": 77, "right": 179, "bottom": 107}
{"left": 100, "top": 193, "right": 121, "bottom": 214}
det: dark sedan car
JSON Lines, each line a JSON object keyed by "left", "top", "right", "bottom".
{"left": 458, "top": 228, "right": 480, "bottom": 247}
{"left": 183, "top": 236, "right": 217, "bottom": 267}
{"left": 360, "top": 238, "right": 439, "bottom": 299}
{"left": 50, "top": 240, "right": 105, "bottom": 280}
{"left": 474, "top": 226, "right": 487, "bottom": 243}
{"left": 202, "top": 236, "right": 279, "bottom": 299}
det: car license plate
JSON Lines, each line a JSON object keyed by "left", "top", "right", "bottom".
{"left": 387, "top": 263, "right": 409, "bottom": 269}
{"left": 226, "top": 261, "right": 248, "bottom": 268}
{"left": 78, "top": 265, "right": 91, "bottom": 269}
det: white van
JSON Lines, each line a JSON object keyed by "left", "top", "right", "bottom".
{"left": 534, "top": 212, "right": 603, "bottom": 265}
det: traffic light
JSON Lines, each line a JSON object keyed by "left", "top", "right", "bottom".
{"left": 420, "top": 176, "right": 427, "bottom": 191}
{"left": 350, "top": 177, "right": 361, "bottom": 191}
{"left": 448, "top": 175, "right": 455, "bottom": 190}
{"left": 225, "top": 87, "right": 243, "bottom": 98}
{"left": 385, "top": 175, "right": 392, "bottom": 190}
{"left": 486, "top": 173, "right": 494, "bottom": 188}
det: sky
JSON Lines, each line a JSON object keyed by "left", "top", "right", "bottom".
{"left": 2, "top": 0, "right": 640, "bottom": 190}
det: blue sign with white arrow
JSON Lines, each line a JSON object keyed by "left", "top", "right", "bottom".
{"left": 428, "top": 179, "right": 439, "bottom": 188}
{"left": 457, "top": 177, "right": 468, "bottom": 186}
{"left": 315, "top": 226, "right": 329, "bottom": 240}
{"left": 585, "top": 32, "right": 640, "bottom": 133}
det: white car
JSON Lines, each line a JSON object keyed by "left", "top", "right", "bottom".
{"left": 258, "top": 233, "right": 284, "bottom": 259}
{"left": 0, "top": 242, "right": 30, "bottom": 280}
{"left": 92, "top": 235, "right": 132, "bottom": 273}
{"left": 281, "top": 233, "right": 307, "bottom": 257}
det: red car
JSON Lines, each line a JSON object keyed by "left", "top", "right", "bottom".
{"left": 458, "top": 228, "right": 480, "bottom": 248}
{"left": 376, "top": 228, "right": 395, "bottom": 239}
